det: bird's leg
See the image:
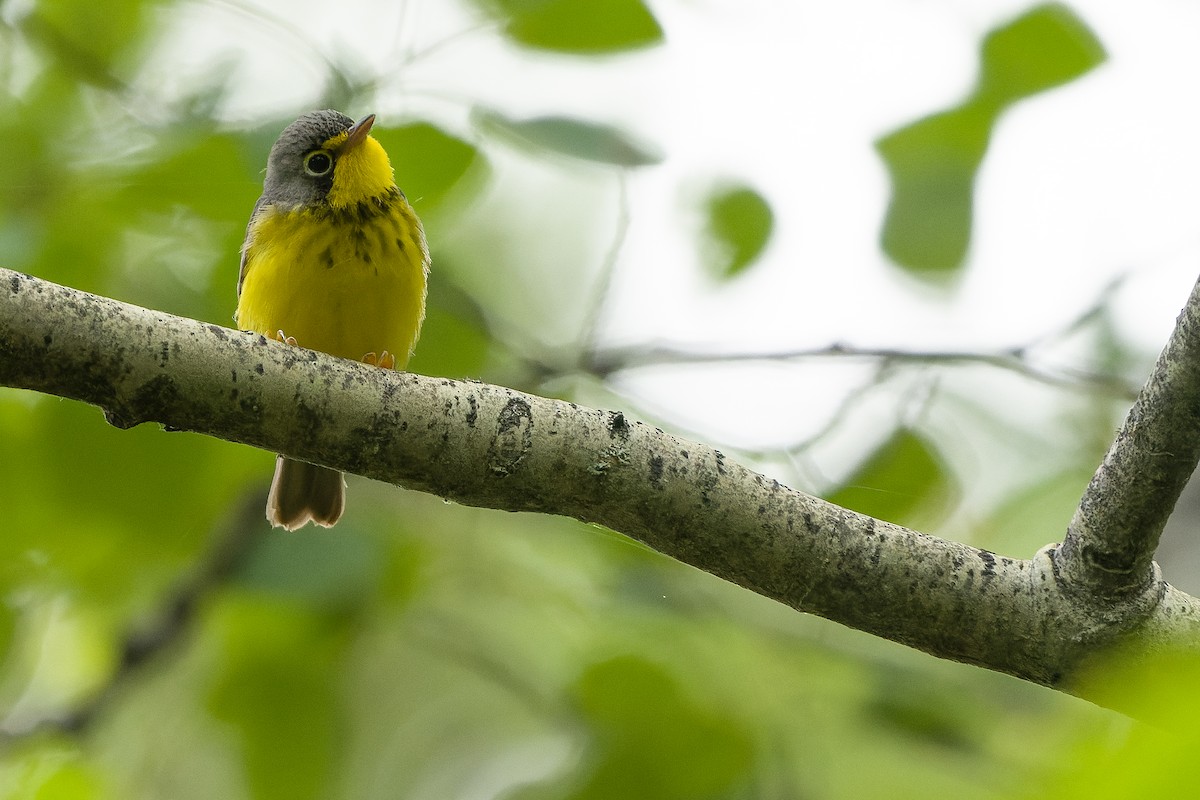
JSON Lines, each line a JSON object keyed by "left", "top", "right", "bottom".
{"left": 362, "top": 351, "right": 396, "bottom": 369}
{"left": 275, "top": 330, "right": 298, "bottom": 346}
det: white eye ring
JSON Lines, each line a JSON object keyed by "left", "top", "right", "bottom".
{"left": 303, "top": 150, "right": 333, "bottom": 176}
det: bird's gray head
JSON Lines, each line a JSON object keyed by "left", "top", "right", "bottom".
{"left": 260, "top": 110, "right": 361, "bottom": 209}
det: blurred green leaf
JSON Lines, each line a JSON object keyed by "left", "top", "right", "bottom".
{"left": 18, "top": 0, "right": 158, "bottom": 88}
{"left": 826, "top": 428, "right": 959, "bottom": 529}
{"left": 0, "top": 606, "right": 13, "bottom": 677}
{"left": 6, "top": 753, "right": 108, "bottom": 800}
{"left": 207, "top": 596, "right": 348, "bottom": 800}
{"left": 699, "top": 183, "right": 774, "bottom": 279}
{"left": 107, "top": 131, "right": 260, "bottom": 318}
{"left": 877, "top": 104, "right": 994, "bottom": 275}
{"left": 475, "top": 108, "right": 662, "bottom": 167}
{"left": 0, "top": 393, "right": 259, "bottom": 611}
{"left": 1031, "top": 649, "right": 1200, "bottom": 799}
{"left": 473, "top": 0, "right": 663, "bottom": 53}
{"left": 876, "top": 3, "right": 1105, "bottom": 278}
{"left": 373, "top": 122, "right": 488, "bottom": 216}
{"left": 975, "top": 468, "right": 1092, "bottom": 556}
{"left": 979, "top": 3, "right": 1107, "bottom": 103}
{"left": 866, "top": 669, "right": 980, "bottom": 752}
{"left": 0, "top": 73, "right": 75, "bottom": 219}
{"left": 406, "top": 275, "right": 493, "bottom": 379}
{"left": 233, "top": 528, "right": 382, "bottom": 610}
{"left": 560, "top": 656, "right": 754, "bottom": 799}
{"left": 123, "top": 132, "right": 261, "bottom": 221}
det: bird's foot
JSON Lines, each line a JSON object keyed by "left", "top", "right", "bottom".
{"left": 363, "top": 351, "right": 396, "bottom": 370}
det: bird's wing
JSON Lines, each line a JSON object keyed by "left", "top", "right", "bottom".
{"left": 237, "top": 196, "right": 269, "bottom": 298}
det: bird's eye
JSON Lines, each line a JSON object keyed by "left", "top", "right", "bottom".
{"left": 303, "top": 151, "right": 333, "bottom": 176}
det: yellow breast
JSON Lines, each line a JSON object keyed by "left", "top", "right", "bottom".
{"left": 236, "top": 193, "right": 428, "bottom": 366}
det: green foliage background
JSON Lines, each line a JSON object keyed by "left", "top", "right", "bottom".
{"left": 1, "top": 1, "right": 1197, "bottom": 798}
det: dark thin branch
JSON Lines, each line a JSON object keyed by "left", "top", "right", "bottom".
{"left": 586, "top": 341, "right": 1140, "bottom": 400}
{"left": 210, "top": 0, "right": 347, "bottom": 84}
{"left": 577, "top": 173, "right": 632, "bottom": 357}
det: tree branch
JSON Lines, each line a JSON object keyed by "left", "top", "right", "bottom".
{"left": 2, "top": 267, "right": 1199, "bottom": 713}
{"left": 1061, "top": 275, "right": 1200, "bottom": 598}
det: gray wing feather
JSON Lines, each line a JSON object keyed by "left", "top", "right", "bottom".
{"left": 237, "top": 195, "right": 269, "bottom": 299}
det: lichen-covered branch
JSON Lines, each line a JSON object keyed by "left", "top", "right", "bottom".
{"left": 1061, "top": 275, "right": 1200, "bottom": 599}
{"left": 3, "top": 267, "right": 1200, "bottom": 710}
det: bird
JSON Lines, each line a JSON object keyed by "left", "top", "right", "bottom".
{"left": 235, "top": 110, "right": 429, "bottom": 530}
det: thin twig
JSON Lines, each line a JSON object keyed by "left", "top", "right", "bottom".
{"left": 577, "top": 172, "right": 632, "bottom": 358}
{"left": 207, "top": 0, "right": 346, "bottom": 81}
{"left": 587, "top": 341, "right": 1140, "bottom": 399}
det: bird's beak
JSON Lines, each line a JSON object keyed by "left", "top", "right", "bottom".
{"left": 340, "top": 113, "right": 376, "bottom": 153}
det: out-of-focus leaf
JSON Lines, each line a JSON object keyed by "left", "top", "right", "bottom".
{"left": 1031, "top": 649, "right": 1200, "bottom": 799}
{"left": 19, "top": 0, "right": 160, "bottom": 86}
{"left": 475, "top": 108, "right": 662, "bottom": 167}
{"left": 107, "top": 132, "right": 261, "bottom": 318}
{"left": 0, "top": 393, "right": 259, "bottom": 610}
{"left": 407, "top": 275, "right": 493, "bottom": 379}
{"left": 207, "top": 596, "right": 347, "bottom": 800}
{"left": 473, "top": 0, "right": 663, "bottom": 54}
{"left": 0, "top": 605, "right": 13, "bottom": 676}
{"left": 876, "top": 105, "right": 993, "bottom": 274}
{"left": 826, "top": 428, "right": 959, "bottom": 529}
{"left": 123, "top": 133, "right": 261, "bottom": 221}
{"left": 979, "top": 2, "right": 1107, "bottom": 103}
{"left": 865, "top": 669, "right": 980, "bottom": 752}
{"left": 560, "top": 656, "right": 754, "bottom": 799}
{"left": 5, "top": 754, "right": 108, "bottom": 800}
{"left": 876, "top": 3, "right": 1105, "bottom": 278}
{"left": 975, "top": 468, "right": 1091, "bottom": 556}
{"left": 233, "top": 528, "right": 382, "bottom": 610}
{"left": 699, "top": 183, "right": 774, "bottom": 279}
{"left": 0, "top": 74, "right": 74, "bottom": 218}
{"left": 373, "top": 122, "right": 488, "bottom": 215}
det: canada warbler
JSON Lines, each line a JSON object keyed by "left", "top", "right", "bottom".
{"left": 236, "top": 110, "right": 429, "bottom": 530}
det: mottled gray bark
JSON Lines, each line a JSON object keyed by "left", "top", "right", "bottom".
{"left": 3, "top": 267, "right": 1200, "bottom": 713}
{"left": 1061, "top": 276, "right": 1200, "bottom": 599}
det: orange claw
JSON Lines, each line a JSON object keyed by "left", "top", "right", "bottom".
{"left": 363, "top": 351, "right": 396, "bottom": 369}
{"left": 275, "top": 330, "right": 298, "bottom": 346}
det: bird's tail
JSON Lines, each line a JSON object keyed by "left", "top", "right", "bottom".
{"left": 266, "top": 456, "right": 345, "bottom": 530}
